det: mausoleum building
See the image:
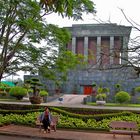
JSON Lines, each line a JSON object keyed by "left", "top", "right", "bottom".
{"left": 66, "top": 24, "right": 131, "bottom": 66}
{"left": 27, "top": 24, "right": 140, "bottom": 100}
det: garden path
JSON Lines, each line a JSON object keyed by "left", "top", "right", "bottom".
{"left": 1, "top": 94, "right": 140, "bottom": 111}
{"left": 0, "top": 125, "right": 140, "bottom": 140}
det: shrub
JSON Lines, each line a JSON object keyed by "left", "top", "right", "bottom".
{"left": 27, "top": 78, "right": 43, "bottom": 96}
{"left": 97, "top": 87, "right": 103, "bottom": 94}
{"left": 28, "top": 89, "right": 33, "bottom": 94}
{"left": 39, "top": 90, "right": 48, "bottom": 97}
{"left": 9, "top": 86, "right": 27, "bottom": 100}
{"left": 114, "top": 83, "right": 122, "bottom": 93}
{"left": 0, "top": 84, "right": 10, "bottom": 96}
{"left": 0, "top": 91, "right": 7, "bottom": 96}
{"left": 97, "top": 86, "right": 109, "bottom": 94}
{"left": 135, "top": 86, "right": 140, "bottom": 93}
{"left": 96, "top": 93, "right": 107, "bottom": 101}
{"left": 92, "top": 82, "right": 96, "bottom": 87}
{"left": 115, "top": 91, "right": 131, "bottom": 103}
{"left": 102, "top": 87, "right": 110, "bottom": 94}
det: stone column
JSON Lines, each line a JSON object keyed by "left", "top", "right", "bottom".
{"left": 110, "top": 36, "right": 114, "bottom": 65}
{"left": 72, "top": 37, "right": 76, "bottom": 54}
{"left": 121, "top": 36, "right": 128, "bottom": 64}
{"left": 96, "top": 36, "right": 101, "bottom": 64}
{"left": 84, "top": 36, "right": 88, "bottom": 61}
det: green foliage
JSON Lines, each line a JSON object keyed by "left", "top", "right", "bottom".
{"left": 0, "top": 103, "right": 43, "bottom": 110}
{"left": 96, "top": 86, "right": 109, "bottom": 101}
{"left": 40, "top": 51, "right": 85, "bottom": 84}
{"left": 39, "top": 90, "right": 48, "bottom": 97}
{"left": 9, "top": 86, "right": 27, "bottom": 100}
{"left": 28, "top": 89, "right": 33, "bottom": 94}
{"left": 40, "top": 0, "right": 96, "bottom": 20}
{"left": 50, "top": 107, "right": 130, "bottom": 121}
{"left": 0, "top": 82, "right": 9, "bottom": 87}
{"left": 135, "top": 86, "right": 140, "bottom": 93}
{"left": 102, "top": 87, "right": 110, "bottom": 93}
{"left": 0, "top": 108, "right": 140, "bottom": 131}
{"left": 0, "top": 90, "right": 7, "bottom": 96}
{"left": 0, "top": 109, "right": 43, "bottom": 115}
{"left": 115, "top": 91, "right": 131, "bottom": 104}
{"left": 96, "top": 93, "right": 107, "bottom": 101}
{"left": 114, "top": 83, "right": 122, "bottom": 93}
{"left": 25, "top": 78, "right": 43, "bottom": 96}
{"left": 0, "top": 0, "right": 96, "bottom": 81}
{"left": 0, "top": 83, "right": 11, "bottom": 95}
{"left": 115, "top": 84, "right": 121, "bottom": 88}
{"left": 97, "top": 87, "right": 103, "bottom": 94}
{"left": 92, "top": 82, "right": 96, "bottom": 87}
{"left": 97, "top": 86, "right": 109, "bottom": 94}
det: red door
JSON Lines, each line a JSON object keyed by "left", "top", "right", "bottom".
{"left": 84, "top": 86, "right": 92, "bottom": 95}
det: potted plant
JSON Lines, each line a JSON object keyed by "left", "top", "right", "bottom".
{"left": 25, "top": 78, "right": 43, "bottom": 104}
{"left": 95, "top": 86, "right": 107, "bottom": 105}
{"left": 9, "top": 86, "right": 27, "bottom": 100}
{"left": 95, "top": 93, "right": 107, "bottom": 105}
{"left": 40, "top": 90, "right": 48, "bottom": 102}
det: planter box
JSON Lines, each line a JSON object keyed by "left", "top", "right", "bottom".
{"left": 96, "top": 100, "right": 106, "bottom": 105}
{"left": 29, "top": 96, "right": 43, "bottom": 104}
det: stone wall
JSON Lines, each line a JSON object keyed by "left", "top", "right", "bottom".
{"left": 38, "top": 66, "right": 140, "bottom": 94}
{"left": 62, "top": 66, "right": 140, "bottom": 95}
{"left": 24, "top": 66, "right": 140, "bottom": 103}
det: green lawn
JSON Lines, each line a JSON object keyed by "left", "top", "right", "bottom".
{"left": 87, "top": 102, "right": 140, "bottom": 107}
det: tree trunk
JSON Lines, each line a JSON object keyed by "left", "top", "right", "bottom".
{"left": 0, "top": 69, "right": 4, "bottom": 82}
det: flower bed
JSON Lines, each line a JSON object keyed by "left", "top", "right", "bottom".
{"left": 0, "top": 108, "right": 140, "bottom": 132}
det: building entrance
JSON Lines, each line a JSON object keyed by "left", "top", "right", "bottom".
{"left": 84, "top": 86, "right": 92, "bottom": 95}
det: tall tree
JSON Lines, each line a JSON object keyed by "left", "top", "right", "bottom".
{"left": 0, "top": 0, "right": 96, "bottom": 81}
{"left": 39, "top": 50, "right": 85, "bottom": 86}
{"left": 91, "top": 9, "right": 140, "bottom": 78}
{"left": 120, "top": 9, "right": 140, "bottom": 77}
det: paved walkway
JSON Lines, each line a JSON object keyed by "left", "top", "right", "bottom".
{"left": 1, "top": 94, "right": 140, "bottom": 111}
{"left": 0, "top": 125, "right": 140, "bottom": 140}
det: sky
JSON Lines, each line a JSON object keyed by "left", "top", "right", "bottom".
{"left": 46, "top": 0, "right": 140, "bottom": 28}
{"left": 6, "top": 0, "right": 140, "bottom": 81}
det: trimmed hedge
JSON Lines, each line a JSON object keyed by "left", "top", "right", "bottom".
{"left": 57, "top": 107, "right": 121, "bottom": 115}
{"left": 51, "top": 107, "right": 133, "bottom": 121}
{"left": 115, "top": 91, "right": 131, "bottom": 103}
{"left": 0, "top": 107, "right": 140, "bottom": 132}
{"left": 0, "top": 109, "right": 44, "bottom": 115}
{"left": 0, "top": 103, "right": 43, "bottom": 110}
{"left": 0, "top": 105, "right": 133, "bottom": 121}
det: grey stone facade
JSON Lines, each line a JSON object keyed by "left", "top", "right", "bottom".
{"left": 38, "top": 65, "right": 140, "bottom": 95}
{"left": 64, "top": 66, "right": 140, "bottom": 94}
{"left": 67, "top": 24, "right": 131, "bottom": 37}
{"left": 25, "top": 24, "right": 140, "bottom": 103}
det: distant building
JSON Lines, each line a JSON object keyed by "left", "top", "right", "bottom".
{"left": 66, "top": 23, "right": 131, "bottom": 66}
{"left": 33, "top": 24, "right": 140, "bottom": 102}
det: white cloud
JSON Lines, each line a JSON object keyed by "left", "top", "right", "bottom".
{"left": 45, "top": 0, "right": 140, "bottom": 27}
